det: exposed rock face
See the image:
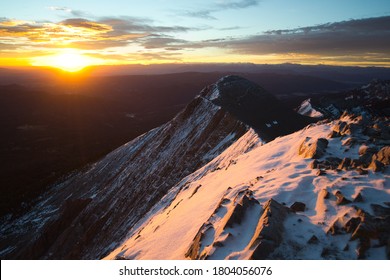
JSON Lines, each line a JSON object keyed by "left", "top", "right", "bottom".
{"left": 249, "top": 199, "right": 291, "bottom": 259}
{"left": 209, "top": 75, "right": 312, "bottom": 141}
{"left": 185, "top": 195, "right": 291, "bottom": 260}
{"left": 186, "top": 189, "right": 261, "bottom": 260}
{"left": 335, "top": 191, "right": 351, "bottom": 205}
{"left": 369, "top": 160, "right": 385, "bottom": 172}
{"left": 373, "top": 146, "right": 390, "bottom": 165}
{"left": 298, "top": 137, "right": 328, "bottom": 159}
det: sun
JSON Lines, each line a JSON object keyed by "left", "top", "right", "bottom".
{"left": 31, "top": 50, "right": 101, "bottom": 72}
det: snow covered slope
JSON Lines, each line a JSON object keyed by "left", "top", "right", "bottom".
{"left": 2, "top": 75, "right": 310, "bottom": 259}
{"left": 2, "top": 76, "right": 388, "bottom": 260}
{"left": 106, "top": 113, "right": 390, "bottom": 260}
{"left": 0, "top": 77, "right": 252, "bottom": 259}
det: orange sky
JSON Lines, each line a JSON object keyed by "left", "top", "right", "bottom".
{"left": 1, "top": 1, "right": 390, "bottom": 71}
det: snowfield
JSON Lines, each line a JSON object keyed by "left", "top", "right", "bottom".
{"left": 106, "top": 115, "right": 390, "bottom": 260}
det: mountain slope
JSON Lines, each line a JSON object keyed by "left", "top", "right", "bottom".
{"left": 1, "top": 75, "right": 310, "bottom": 259}
{"left": 0, "top": 80, "right": 242, "bottom": 259}
{"left": 296, "top": 80, "right": 390, "bottom": 119}
{"left": 203, "top": 75, "right": 311, "bottom": 141}
{"left": 106, "top": 113, "right": 390, "bottom": 260}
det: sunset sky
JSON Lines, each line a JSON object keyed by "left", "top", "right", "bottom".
{"left": 1, "top": 0, "right": 390, "bottom": 70}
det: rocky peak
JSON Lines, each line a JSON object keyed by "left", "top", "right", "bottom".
{"left": 202, "top": 75, "right": 312, "bottom": 141}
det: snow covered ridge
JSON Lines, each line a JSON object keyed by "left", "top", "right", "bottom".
{"left": 296, "top": 80, "right": 390, "bottom": 119}
{"left": 0, "top": 80, "right": 250, "bottom": 259}
{"left": 1, "top": 76, "right": 388, "bottom": 260}
{"left": 106, "top": 113, "right": 390, "bottom": 260}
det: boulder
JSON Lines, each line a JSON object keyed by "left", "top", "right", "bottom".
{"left": 249, "top": 199, "right": 291, "bottom": 259}
{"left": 310, "top": 160, "right": 319, "bottom": 169}
{"left": 338, "top": 157, "right": 353, "bottom": 171}
{"left": 307, "top": 235, "right": 319, "bottom": 244}
{"left": 369, "top": 160, "right": 384, "bottom": 172}
{"left": 371, "top": 204, "right": 390, "bottom": 217}
{"left": 328, "top": 130, "right": 340, "bottom": 138}
{"left": 224, "top": 192, "right": 259, "bottom": 229}
{"left": 321, "top": 189, "right": 330, "bottom": 199}
{"left": 372, "top": 146, "right": 390, "bottom": 165}
{"left": 359, "top": 153, "right": 374, "bottom": 168}
{"left": 316, "top": 170, "right": 326, "bottom": 176}
{"left": 342, "top": 123, "right": 360, "bottom": 135}
{"left": 353, "top": 192, "right": 364, "bottom": 202}
{"left": 335, "top": 191, "right": 351, "bottom": 205}
{"left": 363, "top": 126, "right": 381, "bottom": 137}
{"left": 290, "top": 202, "right": 306, "bottom": 212}
{"left": 344, "top": 217, "right": 361, "bottom": 233}
{"left": 358, "top": 145, "right": 378, "bottom": 156}
{"left": 356, "top": 168, "right": 368, "bottom": 175}
{"left": 298, "top": 137, "right": 328, "bottom": 159}
{"left": 332, "top": 121, "right": 347, "bottom": 136}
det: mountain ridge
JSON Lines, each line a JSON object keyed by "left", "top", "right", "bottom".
{"left": 1, "top": 76, "right": 388, "bottom": 260}
{"left": 1, "top": 75, "right": 308, "bottom": 259}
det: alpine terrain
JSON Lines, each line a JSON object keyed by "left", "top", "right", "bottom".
{"left": 1, "top": 76, "right": 389, "bottom": 260}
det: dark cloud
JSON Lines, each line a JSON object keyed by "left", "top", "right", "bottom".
{"left": 220, "top": 16, "right": 390, "bottom": 56}
{"left": 132, "top": 15, "right": 390, "bottom": 65}
{"left": 264, "top": 16, "right": 390, "bottom": 35}
{"left": 100, "top": 17, "right": 199, "bottom": 34}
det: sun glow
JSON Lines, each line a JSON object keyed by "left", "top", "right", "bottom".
{"left": 31, "top": 50, "right": 101, "bottom": 72}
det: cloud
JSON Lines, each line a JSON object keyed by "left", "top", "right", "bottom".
{"left": 1, "top": 14, "right": 389, "bottom": 66}
{"left": 0, "top": 16, "right": 197, "bottom": 51}
{"left": 219, "top": 16, "right": 390, "bottom": 56}
{"left": 138, "top": 35, "right": 188, "bottom": 49}
{"left": 61, "top": 18, "right": 112, "bottom": 31}
{"left": 218, "top": 26, "right": 244, "bottom": 31}
{"left": 179, "top": 0, "right": 260, "bottom": 19}
{"left": 47, "top": 6, "right": 88, "bottom": 17}
{"left": 130, "top": 15, "right": 390, "bottom": 65}
{"left": 217, "top": 0, "right": 260, "bottom": 9}
{"left": 182, "top": 10, "right": 217, "bottom": 20}
{"left": 100, "top": 17, "right": 199, "bottom": 34}
{"left": 48, "top": 6, "right": 72, "bottom": 12}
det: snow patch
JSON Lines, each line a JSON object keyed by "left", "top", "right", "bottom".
{"left": 297, "top": 99, "right": 323, "bottom": 118}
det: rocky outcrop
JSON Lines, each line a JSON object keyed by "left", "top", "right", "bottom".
{"left": 326, "top": 204, "right": 390, "bottom": 259}
{"left": 372, "top": 146, "right": 390, "bottom": 165}
{"left": 185, "top": 195, "right": 291, "bottom": 260}
{"left": 249, "top": 199, "right": 291, "bottom": 259}
{"left": 298, "top": 137, "right": 328, "bottom": 159}
{"left": 185, "top": 189, "right": 261, "bottom": 260}
{"left": 224, "top": 191, "right": 259, "bottom": 229}
{"left": 290, "top": 202, "right": 306, "bottom": 212}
